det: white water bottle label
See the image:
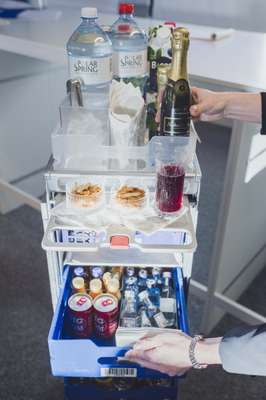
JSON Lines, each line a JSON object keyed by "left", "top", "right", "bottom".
{"left": 68, "top": 55, "right": 112, "bottom": 85}
{"left": 113, "top": 49, "right": 147, "bottom": 78}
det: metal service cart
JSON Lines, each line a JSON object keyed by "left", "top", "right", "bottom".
{"left": 41, "top": 103, "right": 201, "bottom": 399}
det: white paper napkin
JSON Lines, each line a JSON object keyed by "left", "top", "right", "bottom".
{"left": 51, "top": 201, "right": 188, "bottom": 235}
{"left": 109, "top": 80, "right": 145, "bottom": 168}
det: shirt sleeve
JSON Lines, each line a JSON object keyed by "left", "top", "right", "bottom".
{"left": 260, "top": 92, "right": 266, "bottom": 134}
{"left": 219, "top": 324, "right": 266, "bottom": 376}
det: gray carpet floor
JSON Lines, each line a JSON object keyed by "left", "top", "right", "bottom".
{"left": 0, "top": 122, "right": 266, "bottom": 399}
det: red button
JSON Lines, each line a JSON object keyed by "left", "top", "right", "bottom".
{"left": 110, "top": 235, "right": 129, "bottom": 248}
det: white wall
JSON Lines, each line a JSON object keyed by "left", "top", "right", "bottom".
{"left": 153, "top": 0, "right": 266, "bottom": 32}
{"left": 205, "top": 120, "right": 266, "bottom": 331}
{"left": 0, "top": 51, "right": 67, "bottom": 213}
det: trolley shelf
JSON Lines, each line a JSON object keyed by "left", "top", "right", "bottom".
{"left": 42, "top": 196, "right": 197, "bottom": 254}
{"left": 44, "top": 154, "right": 201, "bottom": 197}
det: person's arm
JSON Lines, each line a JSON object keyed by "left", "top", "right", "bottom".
{"left": 190, "top": 87, "right": 262, "bottom": 125}
{"left": 124, "top": 331, "right": 222, "bottom": 376}
{"left": 220, "top": 324, "right": 266, "bottom": 376}
{"left": 125, "top": 325, "right": 266, "bottom": 377}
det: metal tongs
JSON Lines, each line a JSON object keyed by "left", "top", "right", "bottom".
{"left": 66, "top": 78, "right": 84, "bottom": 107}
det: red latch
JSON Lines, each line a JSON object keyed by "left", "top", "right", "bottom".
{"left": 110, "top": 235, "right": 129, "bottom": 248}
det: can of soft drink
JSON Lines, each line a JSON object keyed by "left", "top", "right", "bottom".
{"left": 93, "top": 294, "right": 118, "bottom": 339}
{"left": 68, "top": 293, "right": 93, "bottom": 338}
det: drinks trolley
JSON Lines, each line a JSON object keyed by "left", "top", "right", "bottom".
{"left": 41, "top": 120, "right": 202, "bottom": 399}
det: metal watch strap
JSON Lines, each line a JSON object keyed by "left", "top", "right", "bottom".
{"left": 189, "top": 335, "right": 208, "bottom": 369}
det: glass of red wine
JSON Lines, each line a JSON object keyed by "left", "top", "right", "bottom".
{"left": 155, "top": 162, "right": 185, "bottom": 215}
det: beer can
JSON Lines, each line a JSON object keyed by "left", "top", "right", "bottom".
{"left": 93, "top": 294, "right": 118, "bottom": 339}
{"left": 68, "top": 293, "right": 93, "bottom": 338}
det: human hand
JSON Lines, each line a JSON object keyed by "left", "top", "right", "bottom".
{"left": 190, "top": 87, "right": 228, "bottom": 121}
{"left": 125, "top": 331, "right": 193, "bottom": 376}
{"left": 124, "top": 331, "right": 222, "bottom": 376}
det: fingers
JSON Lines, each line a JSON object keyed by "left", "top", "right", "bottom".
{"left": 133, "top": 331, "right": 189, "bottom": 351}
{"left": 125, "top": 347, "right": 159, "bottom": 363}
{"left": 191, "top": 86, "right": 199, "bottom": 103}
{"left": 124, "top": 354, "right": 188, "bottom": 377}
{"left": 190, "top": 103, "right": 211, "bottom": 118}
{"left": 199, "top": 112, "right": 224, "bottom": 122}
{"left": 190, "top": 104, "right": 201, "bottom": 117}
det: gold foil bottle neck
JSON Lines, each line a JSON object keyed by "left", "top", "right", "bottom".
{"left": 171, "top": 27, "right": 190, "bottom": 51}
{"left": 168, "top": 27, "right": 190, "bottom": 82}
{"left": 157, "top": 63, "right": 171, "bottom": 88}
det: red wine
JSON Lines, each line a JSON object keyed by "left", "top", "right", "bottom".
{"left": 156, "top": 164, "right": 185, "bottom": 213}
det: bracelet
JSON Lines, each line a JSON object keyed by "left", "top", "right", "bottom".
{"left": 189, "top": 335, "right": 208, "bottom": 370}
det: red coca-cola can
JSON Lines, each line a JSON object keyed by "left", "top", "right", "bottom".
{"left": 93, "top": 294, "right": 119, "bottom": 339}
{"left": 68, "top": 293, "right": 93, "bottom": 338}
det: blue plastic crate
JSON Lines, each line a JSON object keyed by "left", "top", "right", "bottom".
{"left": 48, "top": 265, "right": 188, "bottom": 378}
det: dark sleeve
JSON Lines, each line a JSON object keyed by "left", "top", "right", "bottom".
{"left": 219, "top": 324, "right": 266, "bottom": 376}
{"left": 260, "top": 92, "right": 266, "bottom": 134}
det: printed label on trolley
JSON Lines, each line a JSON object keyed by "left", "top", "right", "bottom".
{"left": 69, "top": 55, "right": 112, "bottom": 85}
{"left": 112, "top": 49, "right": 147, "bottom": 78}
{"left": 100, "top": 367, "right": 137, "bottom": 377}
{"left": 61, "top": 230, "right": 106, "bottom": 244}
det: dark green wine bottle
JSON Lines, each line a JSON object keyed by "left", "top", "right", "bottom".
{"left": 159, "top": 28, "right": 191, "bottom": 137}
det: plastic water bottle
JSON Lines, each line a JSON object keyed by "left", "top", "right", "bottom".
{"left": 67, "top": 7, "right": 112, "bottom": 95}
{"left": 110, "top": 3, "right": 148, "bottom": 93}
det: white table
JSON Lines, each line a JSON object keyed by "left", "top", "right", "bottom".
{"left": 1, "top": 6, "right": 266, "bottom": 331}
{"left": 1, "top": 8, "right": 266, "bottom": 90}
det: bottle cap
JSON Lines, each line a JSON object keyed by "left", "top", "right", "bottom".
{"left": 126, "top": 267, "right": 135, "bottom": 277}
{"left": 103, "top": 271, "right": 112, "bottom": 284}
{"left": 107, "top": 278, "right": 120, "bottom": 293}
{"left": 92, "top": 266, "right": 104, "bottom": 279}
{"left": 72, "top": 277, "right": 85, "bottom": 290}
{"left": 112, "top": 266, "right": 122, "bottom": 275}
{"left": 173, "top": 27, "right": 190, "bottom": 40}
{"left": 138, "top": 290, "right": 149, "bottom": 301}
{"left": 138, "top": 269, "right": 148, "bottom": 279}
{"left": 127, "top": 276, "right": 137, "bottom": 285}
{"left": 81, "top": 7, "right": 98, "bottom": 18}
{"left": 90, "top": 278, "right": 102, "bottom": 292}
{"left": 146, "top": 278, "right": 156, "bottom": 287}
{"left": 152, "top": 267, "right": 161, "bottom": 277}
{"left": 164, "top": 21, "right": 177, "bottom": 27}
{"left": 119, "top": 3, "right": 134, "bottom": 14}
{"left": 74, "top": 266, "right": 85, "bottom": 277}
{"left": 163, "top": 271, "right": 172, "bottom": 279}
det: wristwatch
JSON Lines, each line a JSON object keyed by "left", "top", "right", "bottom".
{"left": 189, "top": 335, "right": 208, "bottom": 369}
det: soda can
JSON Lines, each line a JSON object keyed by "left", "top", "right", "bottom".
{"left": 68, "top": 293, "right": 93, "bottom": 338}
{"left": 93, "top": 294, "right": 118, "bottom": 339}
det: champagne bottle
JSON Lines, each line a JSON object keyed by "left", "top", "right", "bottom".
{"left": 156, "top": 63, "right": 171, "bottom": 126}
{"left": 159, "top": 27, "right": 191, "bottom": 137}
